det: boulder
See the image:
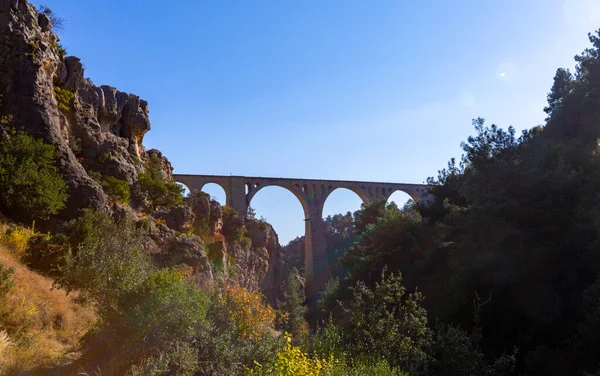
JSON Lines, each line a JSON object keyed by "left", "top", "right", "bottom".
{"left": 152, "top": 205, "right": 195, "bottom": 232}
{"left": 167, "top": 234, "right": 212, "bottom": 278}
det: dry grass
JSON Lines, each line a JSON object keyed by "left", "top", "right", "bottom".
{"left": 0, "top": 243, "right": 97, "bottom": 375}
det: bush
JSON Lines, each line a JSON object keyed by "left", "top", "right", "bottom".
{"left": 342, "top": 271, "right": 431, "bottom": 372}
{"left": 0, "top": 264, "right": 15, "bottom": 299}
{"left": 0, "top": 127, "right": 69, "bottom": 221}
{"left": 221, "top": 282, "right": 276, "bottom": 341}
{"left": 53, "top": 86, "right": 74, "bottom": 112}
{"left": 57, "top": 210, "right": 151, "bottom": 308}
{"left": 49, "top": 40, "right": 67, "bottom": 58}
{"left": 1, "top": 225, "right": 35, "bottom": 256}
{"left": 102, "top": 176, "right": 131, "bottom": 203}
{"left": 23, "top": 232, "right": 69, "bottom": 277}
{"left": 278, "top": 268, "right": 308, "bottom": 344}
{"left": 246, "top": 333, "right": 335, "bottom": 376}
{"left": 68, "top": 134, "right": 82, "bottom": 156}
{"left": 139, "top": 153, "right": 184, "bottom": 210}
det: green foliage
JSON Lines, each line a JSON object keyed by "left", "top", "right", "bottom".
{"left": 0, "top": 264, "right": 15, "bottom": 299}
{"left": 98, "top": 152, "right": 110, "bottom": 163}
{"left": 331, "top": 360, "right": 406, "bottom": 376}
{"left": 130, "top": 341, "right": 199, "bottom": 376}
{"left": 282, "top": 212, "right": 357, "bottom": 279}
{"left": 0, "top": 127, "right": 68, "bottom": 221}
{"left": 68, "top": 134, "right": 82, "bottom": 156}
{"left": 56, "top": 210, "right": 151, "bottom": 308}
{"left": 101, "top": 176, "right": 131, "bottom": 203}
{"left": 139, "top": 152, "right": 184, "bottom": 210}
{"left": 23, "top": 232, "right": 69, "bottom": 277}
{"left": 344, "top": 271, "right": 431, "bottom": 371}
{"left": 310, "top": 29, "right": 600, "bottom": 376}
{"left": 121, "top": 269, "right": 208, "bottom": 347}
{"left": 311, "top": 316, "right": 345, "bottom": 360}
{"left": 53, "top": 86, "right": 74, "bottom": 112}
{"left": 278, "top": 268, "right": 308, "bottom": 343}
{"left": 222, "top": 205, "right": 239, "bottom": 217}
{"left": 87, "top": 170, "right": 102, "bottom": 183}
{"left": 49, "top": 39, "right": 67, "bottom": 58}
{"left": 57, "top": 211, "right": 281, "bottom": 375}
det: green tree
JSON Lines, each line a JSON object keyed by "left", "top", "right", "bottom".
{"left": 139, "top": 152, "right": 184, "bottom": 210}
{"left": 0, "top": 127, "right": 68, "bottom": 221}
{"left": 102, "top": 176, "right": 131, "bottom": 203}
{"left": 279, "top": 268, "right": 307, "bottom": 343}
{"left": 343, "top": 271, "right": 431, "bottom": 372}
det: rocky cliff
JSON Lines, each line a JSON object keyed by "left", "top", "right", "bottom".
{"left": 0, "top": 0, "right": 282, "bottom": 300}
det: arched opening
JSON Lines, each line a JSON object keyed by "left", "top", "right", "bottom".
{"left": 321, "top": 188, "right": 363, "bottom": 277}
{"left": 322, "top": 188, "right": 364, "bottom": 219}
{"left": 387, "top": 190, "right": 415, "bottom": 212}
{"left": 249, "top": 186, "right": 307, "bottom": 283}
{"left": 248, "top": 186, "right": 305, "bottom": 247}
{"left": 201, "top": 183, "right": 227, "bottom": 206}
{"left": 177, "top": 183, "right": 190, "bottom": 197}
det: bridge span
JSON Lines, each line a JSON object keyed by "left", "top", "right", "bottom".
{"left": 173, "top": 174, "right": 432, "bottom": 303}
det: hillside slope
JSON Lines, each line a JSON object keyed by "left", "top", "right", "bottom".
{"left": 0, "top": 241, "right": 96, "bottom": 374}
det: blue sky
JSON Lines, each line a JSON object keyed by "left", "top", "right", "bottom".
{"left": 41, "top": 0, "right": 599, "bottom": 244}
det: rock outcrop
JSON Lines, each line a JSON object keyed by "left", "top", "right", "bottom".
{"left": 0, "top": 0, "right": 283, "bottom": 296}
{"left": 189, "top": 194, "right": 283, "bottom": 303}
{"left": 0, "top": 0, "right": 109, "bottom": 216}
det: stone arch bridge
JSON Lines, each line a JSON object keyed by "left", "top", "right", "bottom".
{"left": 173, "top": 174, "right": 432, "bottom": 302}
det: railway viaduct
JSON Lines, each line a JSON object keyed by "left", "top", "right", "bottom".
{"left": 173, "top": 174, "right": 433, "bottom": 302}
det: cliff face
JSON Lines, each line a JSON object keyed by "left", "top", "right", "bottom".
{"left": 0, "top": 0, "right": 282, "bottom": 299}
{"left": 189, "top": 194, "right": 283, "bottom": 303}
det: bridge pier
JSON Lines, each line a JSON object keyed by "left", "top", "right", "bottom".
{"left": 304, "top": 201, "right": 329, "bottom": 308}
{"left": 227, "top": 176, "right": 248, "bottom": 216}
{"left": 173, "top": 174, "right": 433, "bottom": 310}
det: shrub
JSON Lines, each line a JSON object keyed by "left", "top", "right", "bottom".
{"left": 331, "top": 360, "right": 406, "bottom": 376}
{"left": 1, "top": 225, "right": 35, "bottom": 255}
{"left": 222, "top": 282, "right": 276, "bottom": 341}
{"left": 0, "top": 264, "right": 15, "bottom": 299}
{"left": 343, "top": 271, "right": 431, "bottom": 372}
{"left": 23, "top": 232, "right": 69, "bottom": 277}
{"left": 247, "top": 333, "right": 342, "bottom": 376}
{"left": 68, "top": 134, "right": 82, "bottom": 156}
{"left": 87, "top": 170, "right": 102, "bottom": 183}
{"left": 0, "top": 127, "right": 68, "bottom": 221}
{"left": 102, "top": 176, "right": 131, "bottom": 203}
{"left": 53, "top": 86, "right": 74, "bottom": 112}
{"left": 139, "top": 153, "right": 184, "bottom": 210}
{"left": 98, "top": 152, "right": 110, "bottom": 163}
{"left": 278, "top": 268, "right": 308, "bottom": 344}
{"left": 57, "top": 210, "right": 151, "bottom": 308}
{"left": 222, "top": 206, "right": 239, "bottom": 217}
{"left": 312, "top": 316, "right": 345, "bottom": 360}
{"left": 49, "top": 40, "right": 67, "bottom": 58}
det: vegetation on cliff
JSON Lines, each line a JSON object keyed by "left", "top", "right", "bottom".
{"left": 0, "top": 126, "right": 68, "bottom": 222}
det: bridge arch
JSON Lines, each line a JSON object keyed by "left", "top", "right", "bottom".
{"left": 246, "top": 183, "right": 310, "bottom": 218}
{"left": 386, "top": 190, "right": 414, "bottom": 209}
{"left": 201, "top": 182, "right": 228, "bottom": 205}
{"left": 322, "top": 187, "right": 365, "bottom": 219}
